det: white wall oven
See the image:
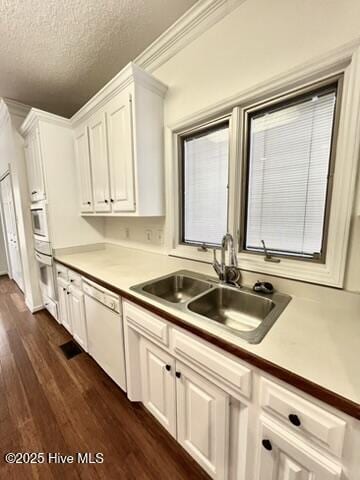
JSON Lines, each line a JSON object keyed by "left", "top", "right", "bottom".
{"left": 34, "top": 238, "right": 58, "bottom": 320}
{"left": 30, "top": 201, "right": 49, "bottom": 241}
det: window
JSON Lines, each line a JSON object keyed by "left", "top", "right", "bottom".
{"left": 242, "top": 81, "right": 341, "bottom": 261}
{"left": 180, "top": 121, "right": 229, "bottom": 247}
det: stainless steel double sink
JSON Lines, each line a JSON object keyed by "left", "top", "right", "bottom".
{"left": 131, "top": 270, "right": 291, "bottom": 344}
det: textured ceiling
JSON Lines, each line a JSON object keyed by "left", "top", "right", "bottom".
{"left": 0, "top": 0, "right": 197, "bottom": 117}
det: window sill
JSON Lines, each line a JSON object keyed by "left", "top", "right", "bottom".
{"left": 237, "top": 252, "right": 343, "bottom": 288}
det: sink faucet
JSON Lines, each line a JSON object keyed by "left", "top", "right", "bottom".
{"left": 213, "top": 233, "right": 241, "bottom": 287}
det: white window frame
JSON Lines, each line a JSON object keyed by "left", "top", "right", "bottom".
{"left": 168, "top": 45, "right": 360, "bottom": 287}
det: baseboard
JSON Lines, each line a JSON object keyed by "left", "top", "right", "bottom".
{"left": 25, "top": 296, "right": 44, "bottom": 313}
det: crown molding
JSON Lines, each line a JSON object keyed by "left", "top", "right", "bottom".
{"left": 0, "top": 99, "right": 10, "bottom": 130}
{"left": 21, "top": 108, "right": 71, "bottom": 136}
{"left": 71, "top": 62, "right": 168, "bottom": 126}
{"left": 4, "top": 98, "right": 31, "bottom": 121}
{"left": 135, "top": 0, "right": 245, "bottom": 73}
{"left": 70, "top": 1, "right": 242, "bottom": 125}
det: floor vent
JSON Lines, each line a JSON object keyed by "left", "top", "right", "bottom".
{"left": 60, "top": 340, "right": 82, "bottom": 360}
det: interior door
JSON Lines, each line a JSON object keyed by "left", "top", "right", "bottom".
{"left": 57, "top": 277, "right": 71, "bottom": 333}
{"left": 176, "top": 361, "right": 229, "bottom": 480}
{"left": 74, "top": 126, "right": 94, "bottom": 213}
{"left": 0, "top": 174, "right": 23, "bottom": 290}
{"left": 88, "top": 110, "right": 111, "bottom": 212}
{"left": 139, "top": 338, "right": 176, "bottom": 437}
{"left": 106, "top": 90, "right": 136, "bottom": 212}
{"left": 256, "top": 417, "right": 341, "bottom": 480}
{"left": 68, "top": 286, "right": 87, "bottom": 351}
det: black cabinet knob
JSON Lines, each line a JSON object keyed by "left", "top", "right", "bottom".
{"left": 288, "top": 414, "right": 301, "bottom": 427}
{"left": 104, "top": 199, "right": 108, "bottom": 203}
{"left": 110, "top": 198, "right": 114, "bottom": 203}
{"left": 262, "top": 439, "right": 272, "bottom": 451}
{"left": 165, "top": 364, "right": 171, "bottom": 372}
{"left": 175, "top": 371, "right": 181, "bottom": 379}
{"left": 87, "top": 201, "right": 91, "bottom": 205}
{"left": 31, "top": 190, "right": 37, "bottom": 195}
{"left": 66, "top": 291, "right": 70, "bottom": 295}
{"left": 70, "top": 279, "right": 74, "bottom": 282}
{"left": 62, "top": 287, "right": 66, "bottom": 291}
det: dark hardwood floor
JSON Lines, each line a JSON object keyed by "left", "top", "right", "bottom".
{"left": 0, "top": 276, "right": 210, "bottom": 480}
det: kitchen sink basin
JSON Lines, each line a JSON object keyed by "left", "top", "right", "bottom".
{"left": 188, "top": 287, "right": 274, "bottom": 331}
{"left": 138, "top": 273, "right": 213, "bottom": 304}
{"left": 187, "top": 286, "right": 291, "bottom": 343}
{"left": 131, "top": 270, "right": 291, "bottom": 344}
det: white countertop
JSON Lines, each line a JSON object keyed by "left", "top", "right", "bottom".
{"left": 55, "top": 244, "right": 360, "bottom": 408}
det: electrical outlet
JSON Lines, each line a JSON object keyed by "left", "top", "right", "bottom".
{"left": 145, "top": 229, "right": 153, "bottom": 242}
{"left": 157, "top": 229, "right": 164, "bottom": 244}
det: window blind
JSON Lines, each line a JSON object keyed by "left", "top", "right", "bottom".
{"left": 245, "top": 87, "right": 337, "bottom": 258}
{"left": 183, "top": 124, "right": 229, "bottom": 246}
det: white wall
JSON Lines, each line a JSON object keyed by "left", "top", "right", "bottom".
{"left": 104, "top": 217, "right": 165, "bottom": 253}
{"left": 0, "top": 100, "right": 42, "bottom": 310}
{"left": 104, "top": 0, "right": 360, "bottom": 292}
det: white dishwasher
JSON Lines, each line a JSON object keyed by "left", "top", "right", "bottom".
{"left": 83, "top": 278, "right": 127, "bottom": 392}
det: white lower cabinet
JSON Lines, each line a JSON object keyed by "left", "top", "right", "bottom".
{"left": 139, "top": 336, "right": 229, "bottom": 480}
{"left": 57, "top": 276, "right": 72, "bottom": 333}
{"left": 176, "top": 362, "right": 229, "bottom": 480}
{"left": 140, "top": 338, "right": 176, "bottom": 436}
{"left": 123, "top": 300, "right": 358, "bottom": 480}
{"left": 56, "top": 269, "right": 87, "bottom": 350}
{"left": 68, "top": 285, "right": 87, "bottom": 351}
{"left": 257, "top": 417, "right": 342, "bottom": 480}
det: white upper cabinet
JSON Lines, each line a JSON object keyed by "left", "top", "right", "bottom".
{"left": 72, "top": 62, "right": 167, "bottom": 216}
{"left": 74, "top": 126, "right": 93, "bottom": 213}
{"left": 24, "top": 126, "right": 45, "bottom": 202}
{"left": 106, "top": 89, "right": 135, "bottom": 212}
{"left": 88, "top": 109, "right": 111, "bottom": 213}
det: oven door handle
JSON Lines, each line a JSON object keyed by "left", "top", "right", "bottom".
{"left": 35, "top": 251, "right": 53, "bottom": 266}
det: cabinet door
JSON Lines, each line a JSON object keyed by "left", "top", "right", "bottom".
{"left": 106, "top": 90, "right": 136, "bottom": 212}
{"left": 74, "top": 126, "right": 94, "bottom": 213}
{"left": 26, "top": 128, "right": 45, "bottom": 202}
{"left": 57, "top": 277, "right": 72, "bottom": 333}
{"left": 88, "top": 110, "right": 111, "bottom": 212}
{"left": 24, "top": 138, "right": 36, "bottom": 202}
{"left": 139, "top": 338, "right": 176, "bottom": 437}
{"left": 68, "top": 287, "right": 87, "bottom": 351}
{"left": 176, "top": 362, "right": 229, "bottom": 480}
{"left": 257, "top": 418, "right": 342, "bottom": 480}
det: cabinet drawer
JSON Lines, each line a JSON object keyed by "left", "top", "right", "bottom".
{"left": 123, "top": 301, "right": 168, "bottom": 346}
{"left": 260, "top": 377, "right": 346, "bottom": 457}
{"left": 172, "top": 330, "right": 252, "bottom": 398}
{"left": 68, "top": 270, "right": 82, "bottom": 288}
{"left": 55, "top": 263, "right": 68, "bottom": 281}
